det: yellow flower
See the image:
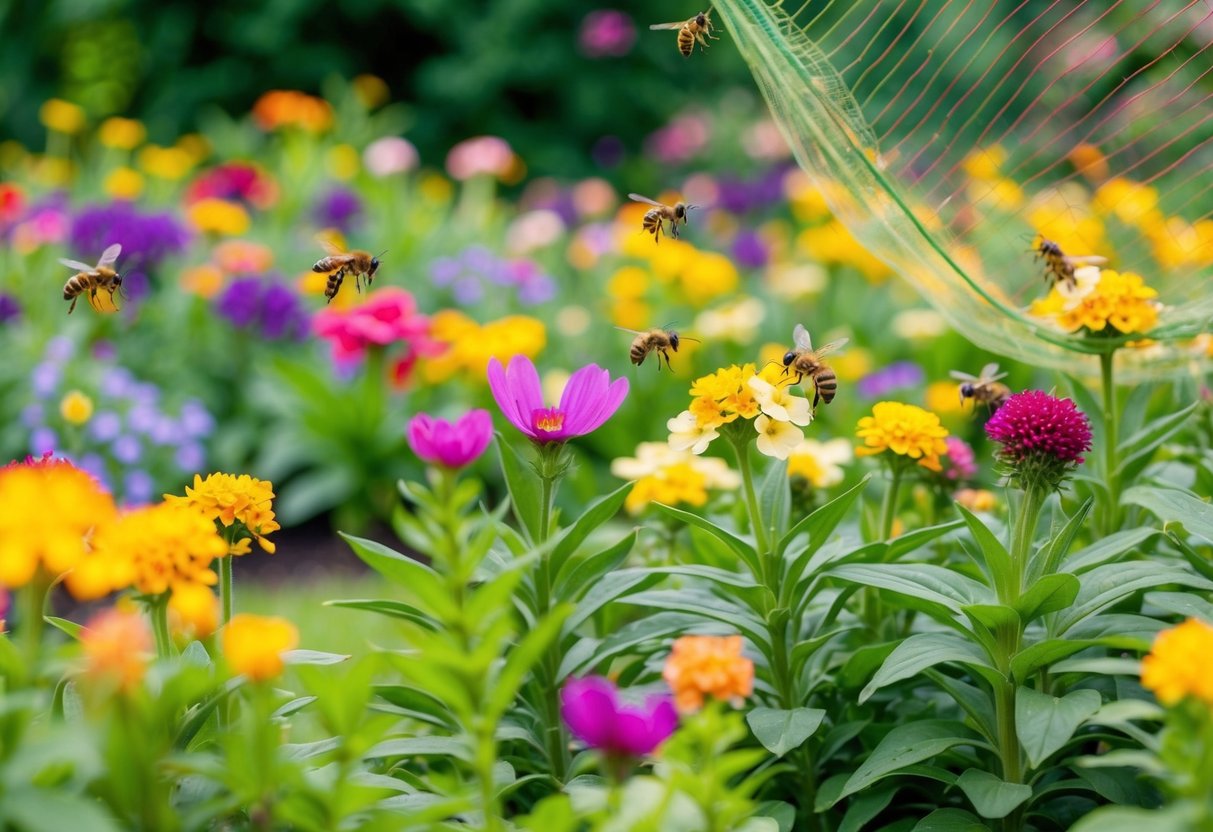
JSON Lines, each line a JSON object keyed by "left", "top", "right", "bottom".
{"left": 103, "top": 166, "right": 144, "bottom": 200}
{"left": 610, "top": 299, "right": 651, "bottom": 331}
{"left": 748, "top": 376, "right": 813, "bottom": 427}
{"left": 961, "top": 146, "right": 1007, "bottom": 181}
{"left": 968, "top": 177, "right": 1024, "bottom": 212}
{"left": 137, "top": 145, "right": 194, "bottom": 180}
{"left": 925, "top": 381, "right": 968, "bottom": 417}
{"left": 188, "top": 199, "right": 250, "bottom": 236}
{"left": 662, "top": 634, "right": 754, "bottom": 712}
{"left": 88, "top": 502, "right": 228, "bottom": 597}
{"left": 1141, "top": 618, "right": 1213, "bottom": 707}
{"left": 1148, "top": 216, "right": 1213, "bottom": 271}
{"left": 97, "top": 117, "right": 145, "bottom": 150}
{"left": 59, "top": 390, "right": 94, "bottom": 425}
{"left": 165, "top": 472, "right": 280, "bottom": 554}
{"left": 681, "top": 250, "right": 738, "bottom": 306}
{"left": 326, "top": 144, "right": 360, "bottom": 180}
{"left": 767, "top": 263, "right": 826, "bottom": 301}
{"left": 606, "top": 266, "right": 649, "bottom": 301}
{"left": 612, "top": 442, "right": 739, "bottom": 513}
{"left": 955, "top": 488, "right": 997, "bottom": 513}
{"left": 694, "top": 297, "right": 765, "bottom": 344}
{"left": 175, "top": 133, "right": 212, "bottom": 165}
{"left": 422, "top": 311, "right": 546, "bottom": 384}
{"left": 353, "top": 74, "right": 390, "bottom": 108}
{"left": 1092, "top": 178, "right": 1160, "bottom": 228}
{"left": 1027, "top": 188, "right": 1106, "bottom": 255}
{"left": 1068, "top": 144, "right": 1109, "bottom": 181}
{"left": 855, "top": 401, "right": 949, "bottom": 472}
{"left": 0, "top": 458, "right": 117, "bottom": 591}
{"left": 798, "top": 219, "right": 891, "bottom": 282}
{"left": 169, "top": 582, "right": 219, "bottom": 639}
{"left": 82, "top": 609, "right": 152, "bottom": 692}
{"left": 223, "top": 614, "right": 299, "bottom": 681}
{"left": 1030, "top": 269, "right": 1160, "bottom": 336}
{"left": 787, "top": 438, "right": 853, "bottom": 488}
{"left": 39, "top": 99, "right": 86, "bottom": 134}
{"left": 181, "top": 264, "right": 226, "bottom": 298}
{"left": 214, "top": 240, "right": 274, "bottom": 275}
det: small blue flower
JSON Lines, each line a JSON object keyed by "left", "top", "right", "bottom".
{"left": 149, "top": 415, "right": 180, "bottom": 446}
{"left": 20, "top": 404, "right": 44, "bottom": 429}
{"left": 89, "top": 410, "right": 123, "bottom": 442}
{"left": 30, "top": 427, "right": 58, "bottom": 455}
{"left": 100, "top": 367, "right": 136, "bottom": 398}
{"left": 180, "top": 399, "right": 215, "bottom": 437}
{"left": 45, "top": 335, "right": 74, "bottom": 364}
{"left": 123, "top": 469, "right": 155, "bottom": 506}
{"left": 174, "top": 442, "right": 206, "bottom": 473}
{"left": 112, "top": 434, "right": 142, "bottom": 464}
{"left": 127, "top": 404, "right": 158, "bottom": 434}
{"left": 78, "top": 452, "right": 109, "bottom": 482}
{"left": 31, "top": 363, "right": 60, "bottom": 398}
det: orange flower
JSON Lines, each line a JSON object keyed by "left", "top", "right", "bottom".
{"left": 1141, "top": 618, "right": 1213, "bottom": 707}
{"left": 82, "top": 609, "right": 152, "bottom": 692}
{"left": 222, "top": 614, "right": 299, "bottom": 681}
{"left": 169, "top": 582, "right": 219, "bottom": 639}
{"left": 165, "top": 472, "right": 280, "bottom": 554}
{"left": 662, "top": 634, "right": 754, "bottom": 712}
{"left": 252, "top": 90, "right": 333, "bottom": 133}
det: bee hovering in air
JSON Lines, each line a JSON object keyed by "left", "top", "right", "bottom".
{"left": 311, "top": 240, "right": 383, "bottom": 304}
{"left": 618, "top": 326, "right": 697, "bottom": 371}
{"left": 782, "top": 324, "right": 848, "bottom": 409}
{"left": 950, "top": 363, "right": 1011, "bottom": 413}
{"left": 1033, "top": 236, "right": 1107, "bottom": 291}
{"left": 61, "top": 243, "right": 123, "bottom": 315}
{"left": 628, "top": 193, "right": 695, "bottom": 244}
{"left": 650, "top": 8, "right": 719, "bottom": 57}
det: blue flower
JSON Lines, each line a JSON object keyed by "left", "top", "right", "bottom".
{"left": 20, "top": 404, "right": 44, "bottom": 429}
{"left": 89, "top": 410, "right": 123, "bottom": 442}
{"left": 174, "top": 442, "right": 206, "bottom": 473}
{"left": 857, "top": 362, "right": 927, "bottom": 399}
{"left": 31, "top": 363, "right": 60, "bottom": 398}
{"left": 112, "top": 434, "right": 142, "bottom": 464}
{"left": 180, "top": 399, "right": 215, "bottom": 437}
{"left": 123, "top": 469, "right": 155, "bottom": 505}
{"left": 30, "top": 427, "right": 58, "bottom": 455}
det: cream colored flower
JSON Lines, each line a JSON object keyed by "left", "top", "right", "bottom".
{"left": 755, "top": 415, "right": 804, "bottom": 460}
{"left": 747, "top": 376, "right": 812, "bottom": 427}
{"left": 694, "top": 297, "right": 766, "bottom": 344}
{"left": 668, "top": 410, "right": 719, "bottom": 455}
{"left": 1057, "top": 265, "right": 1101, "bottom": 310}
{"left": 787, "top": 438, "right": 853, "bottom": 487}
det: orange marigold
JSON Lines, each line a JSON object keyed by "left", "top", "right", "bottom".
{"left": 662, "top": 634, "right": 754, "bottom": 712}
{"left": 89, "top": 502, "right": 228, "bottom": 597}
{"left": 252, "top": 90, "right": 333, "bottom": 133}
{"left": 81, "top": 608, "right": 152, "bottom": 692}
{"left": 222, "top": 614, "right": 299, "bottom": 682}
{"left": 166, "top": 472, "right": 280, "bottom": 554}
{"left": 1141, "top": 618, "right": 1213, "bottom": 707}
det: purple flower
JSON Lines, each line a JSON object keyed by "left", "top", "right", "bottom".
{"left": 127, "top": 404, "right": 158, "bottom": 434}
{"left": 30, "top": 427, "right": 57, "bottom": 455}
{"left": 430, "top": 257, "right": 460, "bottom": 286}
{"left": 986, "top": 391, "right": 1092, "bottom": 467}
{"left": 488, "top": 356, "right": 628, "bottom": 445}
{"left": 560, "top": 676, "right": 677, "bottom": 757}
{"left": 112, "top": 435, "right": 142, "bottom": 464}
{"left": 45, "top": 336, "right": 74, "bottom": 363}
{"left": 174, "top": 442, "right": 206, "bottom": 473}
{"left": 100, "top": 367, "right": 136, "bottom": 398}
{"left": 579, "top": 10, "right": 636, "bottom": 58}
{"left": 149, "top": 416, "right": 180, "bottom": 446}
{"left": 123, "top": 469, "right": 155, "bottom": 506}
{"left": 857, "top": 362, "right": 926, "bottom": 399}
{"left": 69, "top": 202, "right": 190, "bottom": 279}
{"left": 731, "top": 230, "right": 768, "bottom": 270}
{"left": 20, "top": 404, "right": 43, "bottom": 429}
{"left": 314, "top": 186, "right": 362, "bottom": 233}
{"left": 406, "top": 409, "right": 494, "bottom": 469}
{"left": 217, "top": 277, "right": 262, "bottom": 328}
{"left": 0, "top": 293, "right": 20, "bottom": 324}
{"left": 943, "top": 437, "right": 977, "bottom": 482}
{"left": 31, "top": 363, "right": 60, "bottom": 398}
{"left": 180, "top": 399, "right": 215, "bottom": 437}
{"left": 89, "top": 410, "right": 123, "bottom": 442}
{"left": 77, "top": 453, "right": 108, "bottom": 482}
{"left": 216, "top": 278, "right": 308, "bottom": 341}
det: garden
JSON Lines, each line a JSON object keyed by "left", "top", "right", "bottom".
{"left": 1, "top": 0, "right": 1212, "bottom": 829}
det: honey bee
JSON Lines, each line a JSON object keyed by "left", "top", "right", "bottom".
{"left": 618, "top": 327, "right": 695, "bottom": 370}
{"left": 1033, "top": 236, "right": 1107, "bottom": 291}
{"left": 628, "top": 193, "right": 695, "bottom": 243}
{"left": 649, "top": 8, "right": 719, "bottom": 57}
{"left": 782, "top": 324, "right": 848, "bottom": 409}
{"left": 311, "top": 240, "right": 382, "bottom": 303}
{"left": 60, "top": 243, "right": 123, "bottom": 314}
{"left": 950, "top": 363, "right": 1011, "bottom": 412}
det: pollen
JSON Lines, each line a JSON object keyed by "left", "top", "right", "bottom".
{"left": 532, "top": 408, "right": 565, "bottom": 433}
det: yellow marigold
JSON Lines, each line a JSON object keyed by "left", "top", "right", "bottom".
{"left": 955, "top": 488, "right": 997, "bottom": 513}
{"left": 606, "top": 266, "right": 649, "bottom": 301}
{"left": 97, "top": 117, "right": 146, "bottom": 150}
{"left": 169, "top": 581, "right": 219, "bottom": 639}
{"left": 1030, "top": 269, "right": 1160, "bottom": 336}
{"left": 103, "top": 166, "right": 144, "bottom": 200}
{"left": 798, "top": 220, "right": 891, "bottom": 282}
{"left": 222, "top": 613, "right": 299, "bottom": 682}
{"left": 187, "top": 199, "right": 250, "bottom": 236}
{"left": 1141, "top": 618, "right": 1213, "bottom": 707}
{"left": 1148, "top": 216, "right": 1213, "bottom": 271}
{"left": 856, "top": 401, "right": 949, "bottom": 472}
{"left": 787, "top": 438, "right": 852, "bottom": 488}
{"left": 137, "top": 145, "right": 194, "bottom": 180}
{"left": 252, "top": 90, "right": 333, "bottom": 133}
{"left": 82, "top": 608, "right": 152, "bottom": 692}
{"left": 166, "top": 473, "right": 280, "bottom": 554}
{"left": 181, "top": 264, "right": 226, "bottom": 298}
{"left": 0, "top": 458, "right": 116, "bottom": 591}
{"left": 611, "top": 442, "right": 739, "bottom": 514}
{"left": 59, "top": 390, "right": 94, "bottom": 425}
{"left": 1092, "top": 178, "right": 1160, "bottom": 228}
{"left": 1027, "top": 189, "right": 1106, "bottom": 255}
{"left": 421, "top": 311, "right": 546, "bottom": 384}
{"left": 662, "top": 634, "right": 754, "bottom": 712}
{"left": 680, "top": 250, "right": 738, "bottom": 306}
{"left": 961, "top": 146, "right": 1007, "bottom": 181}
{"left": 89, "top": 502, "right": 227, "bottom": 596}
{"left": 39, "top": 99, "right": 86, "bottom": 134}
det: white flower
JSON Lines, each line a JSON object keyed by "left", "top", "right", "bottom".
{"left": 667, "top": 410, "right": 719, "bottom": 455}
{"left": 747, "top": 376, "right": 813, "bottom": 427}
{"left": 693, "top": 297, "right": 766, "bottom": 344}
{"left": 755, "top": 414, "right": 804, "bottom": 460}
{"left": 787, "top": 438, "right": 853, "bottom": 487}
{"left": 612, "top": 441, "right": 741, "bottom": 490}
{"left": 1058, "top": 265, "right": 1101, "bottom": 310}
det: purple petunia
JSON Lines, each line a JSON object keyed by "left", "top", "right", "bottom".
{"left": 560, "top": 676, "right": 677, "bottom": 757}
{"left": 488, "top": 355, "right": 628, "bottom": 445}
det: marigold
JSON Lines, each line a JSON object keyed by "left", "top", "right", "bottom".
{"left": 169, "top": 581, "right": 219, "bottom": 639}
{"left": 252, "top": 90, "right": 333, "bottom": 133}
{"left": 166, "top": 473, "right": 280, "bottom": 554}
{"left": 97, "top": 117, "right": 146, "bottom": 150}
{"left": 855, "top": 401, "right": 949, "bottom": 472}
{"left": 103, "top": 166, "right": 144, "bottom": 200}
{"left": 1141, "top": 618, "right": 1213, "bottom": 707}
{"left": 82, "top": 608, "right": 152, "bottom": 692}
{"left": 421, "top": 311, "right": 546, "bottom": 383}
{"left": 662, "top": 634, "right": 754, "bottom": 712}
{"left": 0, "top": 458, "right": 116, "bottom": 591}
{"left": 1030, "top": 269, "right": 1160, "bottom": 336}
{"left": 87, "top": 502, "right": 227, "bottom": 597}
{"left": 223, "top": 613, "right": 299, "bottom": 681}
{"left": 137, "top": 145, "right": 194, "bottom": 180}
{"left": 39, "top": 99, "right": 86, "bottom": 134}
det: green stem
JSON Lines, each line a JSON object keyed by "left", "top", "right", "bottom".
{"left": 1007, "top": 485, "right": 1047, "bottom": 599}
{"left": 731, "top": 438, "right": 771, "bottom": 566}
{"left": 879, "top": 463, "right": 904, "bottom": 541}
{"left": 534, "top": 464, "right": 569, "bottom": 783}
{"left": 1100, "top": 350, "right": 1121, "bottom": 534}
{"left": 220, "top": 552, "right": 234, "bottom": 627}
{"left": 149, "top": 594, "right": 173, "bottom": 659}
{"left": 19, "top": 577, "right": 50, "bottom": 684}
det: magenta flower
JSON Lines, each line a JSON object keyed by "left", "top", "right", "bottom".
{"left": 488, "top": 356, "right": 628, "bottom": 445}
{"left": 986, "top": 390, "right": 1092, "bottom": 488}
{"left": 579, "top": 10, "right": 637, "bottom": 58}
{"left": 560, "top": 676, "right": 677, "bottom": 757}
{"left": 407, "top": 409, "right": 493, "bottom": 469}
{"left": 943, "top": 436, "right": 978, "bottom": 482}
{"left": 313, "top": 287, "right": 438, "bottom": 364}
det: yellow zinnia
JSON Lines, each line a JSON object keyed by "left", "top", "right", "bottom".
{"left": 187, "top": 199, "right": 251, "bottom": 236}
{"left": 855, "top": 401, "right": 949, "bottom": 472}
{"left": 97, "top": 117, "right": 146, "bottom": 150}
{"left": 1030, "top": 269, "right": 1160, "bottom": 336}
{"left": 1141, "top": 618, "right": 1213, "bottom": 707}
{"left": 39, "top": 99, "right": 86, "bottom": 134}
{"left": 222, "top": 614, "right": 299, "bottom": 681}
{"left": 165, "top": 472, "right": 280, "bottom": 554}
{"left": 59, "top": 390, "right": 94, "bottom": 425}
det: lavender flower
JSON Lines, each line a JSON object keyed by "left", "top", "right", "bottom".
{"left": 20, "top": 404, "right": 43, "bottom": 429}
{"left": 30, "top": 427, "right": 57, "bottom": 455}
{"left": 857, "top": 362, "right": 926, "bottom": 399}
{"left": 70, "top": 202, "right": 190, "bottom": 301}
{"left": 313, "top": 186, "right": 362, "bottom": 233}
{"left": 100, "top": 367, "right": 137, "bottom": 398}
{"left": 174, "top": 442, "right": 206, "bottom": 473}
{"left": 180, "top": 399, "right": 215, "bottom": 437}
{"left": 89, "top": 411, "right": 123, "bottom": 442}
{"left": 123, "top": 469, "right": 155, "bottom": 505}
{"left": 112, "top": 435, "right": 142, "bottom": 464}
{"left": 32, "top": 363, "right": 61, "bottom": 398}
{"left": 731, "top": 230, "right": 768, "bottom": 270}
{"left": 216, "top": 277, "right": 262, "bottom": 327}
{"left": 0, "top": 293, "right": 20, "bottom": 324}
{"left": 216, "top": 277, "right": 308, "bottom": 341}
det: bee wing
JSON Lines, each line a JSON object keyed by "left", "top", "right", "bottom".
{"left": 949, "top": 370, "right": 980, "bottom": 382}
{"left": 614, "top": 326, "right": 646, "bottom": 336}
{"left": 319, "top": 239, "right": 345, "bottom": 256}
{"left": 979, "top": 362, "right": 1008, "bottom": 382}
{"left": 812, "top": 337, "right": 849, "bottom": 358}
{"left": 95, "top": 244, "right": 122, "bottom": 269}
{"left": 59, "top": 258, "right": 95, "bottom": 272}
{"left": 628, "top": 193, "right": 664, "bottom": 208}
{"left": 792, "top": 323, "right": 813, "bottom": 351}
{"left": 1065, "top": 255, "right": 1108, "bottom": 267}
{"left": 649, "top": 21, "right": 687, "bottom": 29}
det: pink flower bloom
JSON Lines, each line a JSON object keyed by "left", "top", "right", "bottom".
{"left": 985, "top": 390, "right": 1092, "bottom": 466}
{"left": 407, "top": 409, "right": 493, "bottom": 469}
{"left": 312, "top": 287, "right": 437, "bottom": 364}
{"left": 561, "top": 676, "right": 677, "bottom": 757}
{"left": 488, "top": 355, "right": 628, "bottom": 445}
{"left": 446, "top": 136, "right": 515, "bottom": 181}
{"left": 644, "top": 114, "right": 710, "bottom": 165}
{"left": 364, "top": 136, "right": 419, "bottom": 177}
{"left": 943, "top": 436, "right": 977, "bottom": 481}
{"left": 579, "top": 10, "right": 636, "bottom": 58}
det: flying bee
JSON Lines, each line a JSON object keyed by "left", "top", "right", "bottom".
{"left": 649, "top": 8, "right": 719, "bottom": 57}
{"left": 782, "top": 324, "right": 849, "bottom": 409}
{"left": 1033, "top": 236, "right": 1107, "bottom": 291}
{"left": 617, "top": 326, "right": 697, "bottom": 371}
{"left": 950, "top": 363, "right": 1011, "bottom": 412}
{"left": 628, "top": 193, "right": 695, "bottom": 243}
{"left": 61, "top": 243, "right": 123, "bottom": 315}
{"left": 311, "top": 240, "right": 382, "bottom": 303}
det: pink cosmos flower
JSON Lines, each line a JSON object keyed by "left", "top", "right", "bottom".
{"left": 560, "top": 676, "right": 677, "bottom": 757}
{"left": 487, "top": 355, "right": 628, "bottom": 445}
{"left": 407, "top": 409, "right": 493, "bottom": 469}
{"left": 579, "top": 10, "right": 637, "bottom": 58}
{"left": 312, "top": 287, "right": 438, "bottom": 364}
{"left": 446, "top": 136, "right": 515, "bottom": 181}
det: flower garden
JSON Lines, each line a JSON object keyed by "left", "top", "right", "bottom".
{"left": 1, "top": 1, "right": 1212, "bottom": 830}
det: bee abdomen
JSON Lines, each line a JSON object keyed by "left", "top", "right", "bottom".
{"left": 63, "top": 277, "right": 85, "bottom": 299}
{"left": 324, "top": 269, "right": 345, "bottom": 301}
{"left": 677, "top": 27, "right": 694, "bottom": 56}
{"left": 816, "top": 370, "right": 838, "bottom": 403}
{"left": 629, "top": 343, "right": 648, "bottom": 365}
{"left": 313, "top": 257, "right": 341, "bottom": 273}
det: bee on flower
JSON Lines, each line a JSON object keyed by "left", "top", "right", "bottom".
{"left": 1030, "top": 268, "right": 1161, "bottom": 337}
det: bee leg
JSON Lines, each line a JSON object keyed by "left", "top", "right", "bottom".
{"left": 659, "top": 350, "right": 671, "bottom": 371}
{"left": 67, "top": 296, "right": 78, "bottom": 315}
{"left": 813, "top": 387, "right": 821, "bottom": 409}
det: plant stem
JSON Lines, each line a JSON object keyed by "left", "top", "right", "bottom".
{"left": 534, "top": 464, "right": 569, "bottom": 783}
{"left": 731, "top": 439, "right": 771, "bottom": 567}
{"left": 1007, "top": 485, "right": 1047, "bottom": 598}
{"left": 879, "top": 463, "right": 904, "bottom": 541}
{"left": 19, "top": 577, "right": 49, "bottom": 684}
{"left": 149, "top": 594, "right": 173, "bottom": 659}
{"left": 1099, "top": 350, "right": 1121, "bottom": 534}
{"left": 220, "top": 553, "right": 234, "bottom": 627}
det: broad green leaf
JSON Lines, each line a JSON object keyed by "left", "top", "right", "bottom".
{"left": 622, "top": 588, "right": 770, "bottom": 650}
{"left": 1070, "top": 805, "right": 1199, "bottom": 832}
{"left": 43, "top": 616, "right": 82, "bottom": 640}
{"left": 366, "top": 736, "right": 472, "bottom": 762}
{"left": 1015, "top": 573, "right": 1079, "bottom": 623}
{"left": 496, "top": 436, "right": 542, "bottom": 543}
{"left": 273, "top": 695, "right": 317, "bottom": 718}
{"left": 1051, "top": 657, "right": 1140, "bottom": 677}
{"left": 487, "top": 604, "right": 572, "bottom": 720}
{"left": 559, "top": 611, "right": 695, "bottom": 681}
{"left": 373, "top": 685, "right": 456, "bottom": 729}
{"left": 549, "top": 483, "right": 632, "bottom": 581}
{"left": 1144, "top": 590, "right": 1213, "bottom": 624}
{"left": 561, "top": 568, "right": 662, "bottom": 638}
{"left": 284, "top": 649, "right": 349, "bottom": 666}
{"left": 885, "top": 520, "right": 964, "bottom": 561}
{"left": 954, "top": 770, "right": 1031, "bottom": 820}
{"left": 341, "top": 533, "right": 455, "bottom": 622}
{"left": 1117, "top": 402, "right": 1200, "bottom": 481}
{"left": 1062, "top": 528, "right": 1157, "bottom": 573}
{"left": 324, "top": 598, "right": 438, "bottom": 630}
{"left": 1015, "top": 687, "right": 1101, "bottom": 768}
{"left": 1031, "top": 499, "right": 1093, "bottom": 582}
{"left": 838, "top": 720, "right": 980, "bottom": 801}
{"left": 1123, "top": 485, "right": 1213, "bottom": 545}
{"left": 1010, "top": 640, "right": 1107, "bottom": 683}
{"left": 779, "top": 476, "right": 869, "bottom": 556}
{"left": 1054, "top": 562, "right": 1213, "bottom": 634}
{"left": 961, "top": 604, "right": 1018, "bottom": 633}
{"left": 955, "top": 504, "right": 1012, "bottom": 599}
{"left": 838, "top": 784, "right": 896, "bottom": 832}
{"left": 1, "top": 790, "right": 122, "bottom": 832}
{"left": 746, "top": 707, "right": 826, "bottom": 757}
{"left": 654, "top": 502, "right": 761, "bottom": 577}
{"left": 831, "top": 564, "right": 991, "bottom": 615}
{"left": 911, "top": 808, "right": 987, "bottom": 831}
{"left": 554, "top": 530, "right": 637, "bottom": 601}
{"left": 758, "top": 458, "right": 791, "bottom": 540}
{"left": 860, "top": 632, "right": 997, "bottom": 703}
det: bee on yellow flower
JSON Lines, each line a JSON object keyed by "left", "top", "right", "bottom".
{"left": 1030, "top": 269, "right": 1160, "bottom": 336}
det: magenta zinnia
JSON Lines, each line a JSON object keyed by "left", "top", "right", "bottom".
{"left": 487, "top": 355, "right": 628, "bottom": 444}
{"left": 560, "top": 676, "right": 677, "bottom": 757}
{"left": 985, "top": 390, "right": 1092, "bottom": 488}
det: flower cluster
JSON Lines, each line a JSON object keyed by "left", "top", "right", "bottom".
{"left": 185, "top": 162, "right": 278, "bottom": 209}
{"left": 985, "top": 390, "right": 1092, "bottom": 489}
{"left": 489, "top": 356, "right": 628, "bottom": 445}
{"left": 615, "top": 231, "right": 740, "bottom": 308}
{"left": 1141, "top": 618, "right": 1213, "bottom": 707}
{"left": 422, "top": 310, "right": 546, "bottom": 383}
{"left": 313, "top": 287, "right": 438, "bottom": 370}
{"left": 611, "top": 442, "right": 740, "bottom": 514}
{"left": 223, "top": 613, "right": 299, "bottom": 681}
{"left": 429, "top": 245, "right": 555, "bottom": 306}
{"left": 662, "top": 635, "right": 754, "bottom": 713}
{"left": 69, "top": 201, "right": 191, "bottom": 300}
{"left": 215, "top": 276, "right": 309, "bottom": 341}
{"left": 166, "top": 472, "right": 281, "bottom": 555}
{"left": 1030, "top": 268, "right": 1161, "bottom": 336}
{"left": 942, "top": 436, "right": 978, "bottom": 482}
{"left": 87, "top": 502, "right": 228, "bottom": 597}
{"left": 787, "top": 437, "right": 853, "bottom": 488}
{"left": 313, "top": 186, "right": 362, "bottom": 233}
{"left": 855, "top": 401, "right": 950, "bottom": 472}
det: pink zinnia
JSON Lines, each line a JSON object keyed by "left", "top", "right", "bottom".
{"left": 488, "top": 355, "right": 628, "bottom": 445}
{"left": 579, "top": 10, "right": 636, "bottom": 58}
{"left": 560, "top": 676, "right": 677, "bottom": 757}
{"left": 313, "top": 287, "right": 438, "bottom": 364}
{"left": 943, "top": 436, "right": 978, "bottom": 481}
{"left": 406, "top": 410, "right": 493, "bottom": 469}
{"left": 446, "top": 136, "right": 515, "bottom": 181}
{"left": 985, "top": 390, "right": 1092, "bottom": 468}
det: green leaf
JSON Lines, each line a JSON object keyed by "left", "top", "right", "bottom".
{"left": 1062, "top": 528, "right": 1158, "bottom": 572}
{"left": 366, "top": 736, "right": 472, "bottom": 762}
{"left": 838, "top": 720, "right": 979, "bottom": 802}
{"left": 838, "top": 784, "right": 896, "bottom": 832}
{"left": 1015, "top": 687, "right": 1101, "bottom": 768}
{"left": 1030, "top": 499, "right": 1093, "bottom": 582}
{"left": 373, "top": 685, "right": 456, "bottom": 729}
{"left": 43, "top": 616, "right": 82, "bottom": 640}
{"left": 860, "top": 632, "right": 997, "bottom": 703}
{"left": 954, "top": 770, "right": 1031, "bottom": 820}
{"left": 1015, "top": 573, "right": 1079, "bottom": 623}
{"left": 561, "top": 568, "right": 662, "bottom": 638}
{"left": 746, "top": 707, "right": 826, "bottom": 757}
{"left": 487, "top": 604, "right": 572, "bottom": 720}
{"left": 831, "top": 564, "right": 991, "bottom": 615}
{"left": 1010, "top": 639, "right": 1105, "bottom": 682}
{"left": 911, "top": 808, "right": 988, "bottom": 831}
{"left": 550, "top": 483, "right": 632, "bottom": 581}
{"left": 1117, "top": 401, "right": 1200, "bottom": 481}
{"left": 341, "top": 533, "right": 455, "bottom": 622}
{"left": 654, "top": 502, "right": 761, "bottom": 577}
{"left": 277, "top": 467, "right": 357, "bottom": 525}
{"left": 955, "top": 504, "right": 1012, "bottom": 598}
{"left": 779, "top": 476, "right": 868, "bottom": 555}
{"left": 1070, "top": 804, "right": 1199, "bottom": 832}
{"left": 284, "top": 649, "right": 349, "bottom": 666}
{"left": 554, "top": 530, "right": 637, "bottom": 601}
{"left": 559, "top": 611, "right": 694, "bottom": 680}
{"left": 758, "top": 458, "right": 791, "bottom": 540}
{"left": 324, "top": 598, "right": 438, "bottom": 630}
{"left": 496, "top": 436, "right": 542, "bottom": 543}
{"left": 1054, "top": 561, "right": 1213, "bottom": 634}
{"left": 1145, "top": 590, "right": 1213, "bottom": 624}
{"left": 961, "top": 604, "right": 1019, "bottom": 633}
{"left": 1123, "top": 485, "right": 1213, "bottom": 545}
{"left": 0, "top": 790, "right": 122, "bottom": 832}
{"left": 622, "top": 588, "right": 770, "bottom": 651}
